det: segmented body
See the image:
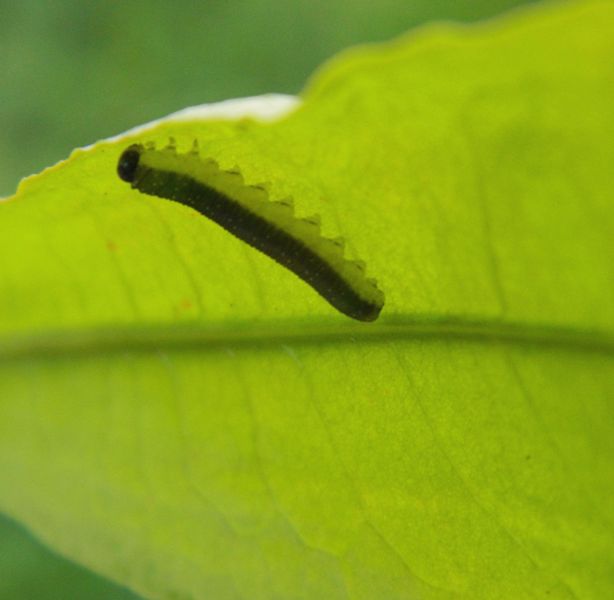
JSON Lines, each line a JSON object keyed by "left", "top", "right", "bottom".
{"left": 117, "top": 141, "right": 384, "bottom": 321}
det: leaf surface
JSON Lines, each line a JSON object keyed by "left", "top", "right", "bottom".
{"left": 0, "top": 2, "right": 613, "bottom": 598}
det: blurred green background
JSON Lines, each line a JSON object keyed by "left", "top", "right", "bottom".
{"left": 0, "top": 0, "right": 538, "bottom": 198}
{"left": 0, "top": 0, "right": 536, "bottom": 597}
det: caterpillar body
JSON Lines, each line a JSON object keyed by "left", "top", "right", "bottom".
{"left": 117, "top": 141, "right": 384, "bottom": 321}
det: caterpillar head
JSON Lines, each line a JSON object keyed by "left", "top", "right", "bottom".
{"left": 117, "top": 144, "right": 143, "bottom": 183}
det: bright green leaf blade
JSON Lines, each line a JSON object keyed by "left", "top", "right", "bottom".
{"left": 1, "top": 1, "right": 613, "bottom": 599}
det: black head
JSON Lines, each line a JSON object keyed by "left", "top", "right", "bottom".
{"left": 117, "top": 145, "right": 143, "bottom": 183}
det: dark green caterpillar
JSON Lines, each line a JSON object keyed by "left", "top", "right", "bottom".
{"left": 117, "top": 140, "right": 384, "bottom": 321}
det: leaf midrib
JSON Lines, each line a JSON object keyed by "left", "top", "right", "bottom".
{"left": 0, "top": 316, "right": 612, "bottom": 361}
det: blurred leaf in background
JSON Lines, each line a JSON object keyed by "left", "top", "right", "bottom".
{"left": 0, "top": 0, "right": 537, "bottom": 196}
{"left": 0, "top": 515, "right": 140, "bottom": 600}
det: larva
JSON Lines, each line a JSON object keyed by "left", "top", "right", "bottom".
{"left": 117, "top": 140, "right": 384, "bottom": 321}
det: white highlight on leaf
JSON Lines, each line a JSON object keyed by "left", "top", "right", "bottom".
{"left": 99, "top": 94, "right": 300, "bottom": 147}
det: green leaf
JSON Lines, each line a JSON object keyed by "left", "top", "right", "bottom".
{"left": 1, "top": 1, "right": 613, "bottom": 598}
{"left": 0, "top": 514, "right": 140, "bottom": 600}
